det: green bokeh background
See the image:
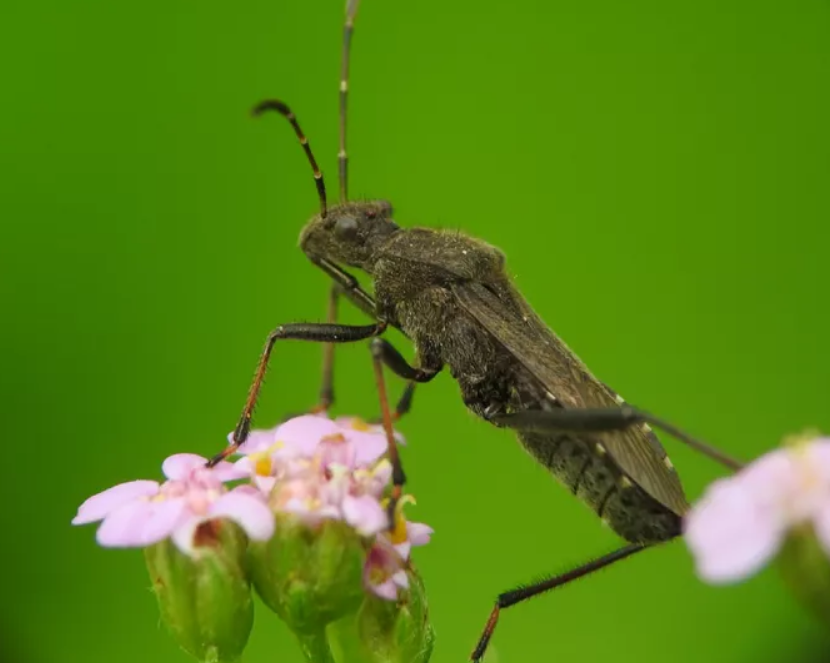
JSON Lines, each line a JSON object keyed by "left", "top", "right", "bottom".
{"left": 2, "top": 0, "right": 829, "bottom": 661}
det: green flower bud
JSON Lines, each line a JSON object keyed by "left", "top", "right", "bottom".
{"left": 248, "top": 514, "right": 367, "bottom": 634}
{"left": 779, "top": 523, "right": 830, "bottom": 627}
{"left": 144, "top": 521, "right": 253, "bottom": 663}
{"left": 327, "top": 561, "right": 434, "bottom": 663}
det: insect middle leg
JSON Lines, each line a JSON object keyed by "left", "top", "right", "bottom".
{"left": 369, "top": 337, "right": 442, "bottom": 423}
{"left": 470, "top": 543, "right": 652, "bottom": 663}
{"left": 314, "top": 284, "right": 340, "bottom": 413}
{"left": 368, "top": 337, "right": 443, "bottom": 512}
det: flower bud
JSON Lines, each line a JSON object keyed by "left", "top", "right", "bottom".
{"left": 778, "top": 523, "right": 830, "bottom": 627}
{"left": 324, "top": 559, "right": 434, "bottom": 663}
{"left": 248, "top": 514, "right": 367, "bottom": 634}
{"left": 144, "top": 520, "right": 253, "bottom": 663}
{"left": 355, "top": 560, "right": 434, "bottom": 663}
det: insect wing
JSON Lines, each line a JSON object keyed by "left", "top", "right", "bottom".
{"left": 451, "top": 281, "right": 688, "bottom": 515}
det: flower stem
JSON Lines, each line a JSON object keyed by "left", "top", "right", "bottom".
{"left": 294, "top": 629, "right": 336, "bottom": 663}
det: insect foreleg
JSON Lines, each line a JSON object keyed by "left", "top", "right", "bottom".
{"left": 311, "top": 256, "right": 377, "bottom": 319}
{"left": 489, "top": 407, "right": 743, "bottom": 471}
{"left": 206, "top": 320, "right": 387, "bottom": 467}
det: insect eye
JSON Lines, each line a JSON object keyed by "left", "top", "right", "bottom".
{"left": 365, "top": 209, "right": 377, "bottom": 219}
{"left": 334, "top": 216, "right": 359, "bottom": 240}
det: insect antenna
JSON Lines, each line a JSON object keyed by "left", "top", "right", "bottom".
{"left": 339, "top": 0, "right": 361, "bottom": 203}
{"left": 252, "top": 99, "right": 328, "bottom": 218}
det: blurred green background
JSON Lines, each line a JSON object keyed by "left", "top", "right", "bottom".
{"left": 2, "top": 0, "right": 829, "bottom": 661}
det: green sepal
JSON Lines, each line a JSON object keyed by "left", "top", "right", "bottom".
{"left": 779, "top": 523, "right": 830, "bottom": 627}
{"left": 327, "top": 561, "right": 434, "bottom": 663}
{"left": 144, "top": 521, "right": 253, "bottom": 663}
{"left": 248, "top": 514, "right": 366, "bottom": 635}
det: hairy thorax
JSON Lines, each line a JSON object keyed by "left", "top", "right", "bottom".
{"left": 372, "top": 230, "right": 514, "bottom": 416}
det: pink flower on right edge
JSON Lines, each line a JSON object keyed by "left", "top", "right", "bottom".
{"left": 683, "top": 435, "right": 830, "bottom": 583}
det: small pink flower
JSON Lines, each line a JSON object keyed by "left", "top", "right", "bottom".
{"left": 395, "top": 521, "right": 434, "bottom": 560}
{"left": 684, "top": 436, "right": 830, "bottom": 583}
{"left": 72, "top": 454, "right": 274, "bottom": 556}
{"left": 381, "top": 494, "right": 434, "bottom": 560}
{"left": 229, "top": 413, "right": 431, "bottom": 602}
{"left": 334, "top": 416, "right": 406, "bottom": 464}
{"left": 232, "top": 415, "right": 406, "bottom": 539}
{"left": 234, "top": 414, "right": 401, "bottom": 487}
{"left": 233, "top": 414, "right": 336, "bottom": 460}
{"left": 364, "top": 538, "right": 409, "bottom": 601}
{"left": 268, "top": 456, "right": 389, "bottom": 537}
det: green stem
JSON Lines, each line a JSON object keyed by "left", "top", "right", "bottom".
{"left": 294, "top": 629, "right": 336, "bottom": 663}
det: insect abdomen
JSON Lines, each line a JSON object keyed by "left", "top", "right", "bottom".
{"left": 517, "top": 431, "right": 682, "bottom": 544}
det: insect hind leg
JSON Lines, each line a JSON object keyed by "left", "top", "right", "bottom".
{"left": 470, "top": 543, "right": 651, "bottom": 663}
{"left": 488, "top": 406, "right": 743, "bottom": 471}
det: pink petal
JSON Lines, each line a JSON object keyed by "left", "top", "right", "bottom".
{"left": 392, "top": 570, "right": 409, "bottom": 589}
{"left": 233, "top": 457, "right": 255, "bottom": 475}
{"left": 171, "top": 500, "right": 273, "bottom": 557}
{"left": 318, "top": 437, "right": 357, "bottom": 470}
{"left": 96, "top": 500, "right": 158, "bottom": 547}
{"left": 209, "top": 490, "right": 275, "bottom": 542}
{"left": 139, "top": 498, "right": 189, "bottom": 546}
{"left": 336, "top": 416, "right": 406, "bottom": 444}
{"left": 165, "top": 453, "right": 248, "bottom": 484}
{"left": 281, "top": 498, "right": 341, "bottom": 523}
{"left": 171, "top": 516, "right": 204, "bottom": 556}
{"left": 369, "top": 577, "right": 399, "bottom": 601}
{"left": 234, "top": 428, "right": 277, "bottom": 456}
{"left": 394, "top": 541, "right": 412, "bottom": 560}
{"left": 162, "top": 454, "right": 205, "bottom": 480}
{"left": 232, "top": 483, "right": 264, "bottom": 497}
{"left": 804, "top": 439, "right": 830, "bottom": 485}
{"left": 370, "top": 461, "right": 393, "bottom": 490}
{"left": 335, "top": 417, "right": 406, "bottom": 465}
{"left": 342, "top": 494, "right": 388, "bottom": 536}
{"left": 813, "top": 501, "right": 830, "bottom": 555}
{"left": 273, "top": 415, "right": 341, "bottom": 457}
{"left": 353, "top": 460, "right": 393, "bottom": 498}
{"left": 253, "top": 475, "right": 277, "bottom": 494}
{"left": 406, "top": 522, "right": 433, "bottom": 547}
{"left": 347, "top": 431, "right": 389, "bottom": 466}
{"left": 737, "top": 449, "right": 799, "bottom": 506}
{"left": 73, "top": 480, "right": 159, "bottom": 525}
{"left": 210, "top": 461, "right": 249, "bottom": 483}
{"left": 684, "top": 479, "right": 785, "bottom": 583}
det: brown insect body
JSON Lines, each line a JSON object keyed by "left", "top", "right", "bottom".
{"left": 301, "top": 207, "right": 688, "bottom": 544}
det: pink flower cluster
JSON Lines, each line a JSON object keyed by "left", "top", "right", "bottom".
{"left": 234, "top": 414, "right": 432, "bottom": 598}
{"left": 72, "top": 414, "right": 432, "bottom": 600}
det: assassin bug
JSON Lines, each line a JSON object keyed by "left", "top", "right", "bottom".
{"left": 210, "top": 2, "right": 743, "bottom": 659}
